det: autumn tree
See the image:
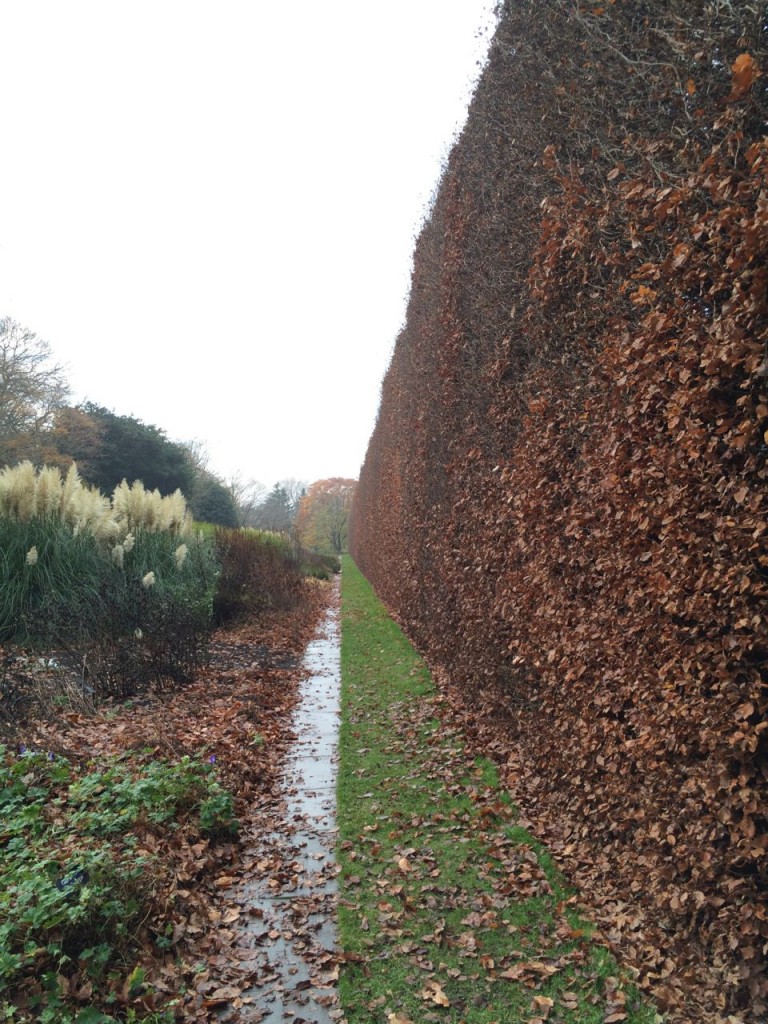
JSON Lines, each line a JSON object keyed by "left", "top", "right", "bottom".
{"left": 0, "top": 318, "right": 70, "bottom": 465}
{"left": 295, "top": 478, "right": 356, "bottom": 554}
{"left": 42, "top": 405, "right": 105, "bottom": 477}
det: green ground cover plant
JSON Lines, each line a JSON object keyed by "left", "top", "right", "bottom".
{"left": 338, "top": 556, "right": 659, "bottom": 1024}
{"left": 0, "top": 743, "right": 236, "bottom": 1023}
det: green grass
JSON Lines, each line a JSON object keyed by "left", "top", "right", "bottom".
{"left": 338, "top": 556, "right": 659, "bottom": 1024}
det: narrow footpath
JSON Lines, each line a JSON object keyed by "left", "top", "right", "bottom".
{"left": 219, "top": 579, "right": 343, "bottom": 1023}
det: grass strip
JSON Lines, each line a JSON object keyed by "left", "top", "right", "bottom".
{"left": 337, "top": 555, "right": 659, "bottom": 1024}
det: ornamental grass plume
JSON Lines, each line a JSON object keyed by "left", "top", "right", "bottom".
{"left": 0, "top": 461, "right": 38, "bottom": 521}
{"left": 111, "top": 480, "right": 152, "bottom": 532}
{"left": 0, "top": 463, "right": 191, "bottom": 545}
{"left": 35, "top": 465, "right": 64, "bottom": 519}
{"left": 174, "top": 543, "right": 188, "bottom": 568}
{"left": 25, "top": 546, "right": 38, "bottom": 566}
{"left": 11, "top": 461, "right": 37, "bottom": 522}
{"left": 60, "top": 463, "right": 83, "bottom": 529}
{"left": 141, "top": 571, "right": 155, "bottom": 588}
{"left": 159, "top": 490, "right": 189, "bottom": 535}
{"left": 0, "top": 461, "right": 117, "bottom": 541}
{"left": 112, "top": 480, "right": 190, "bottom": 536}
{"left": 68, "top": 484, "right": 114, "bottom": 544}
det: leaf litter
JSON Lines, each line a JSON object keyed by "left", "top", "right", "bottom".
{"left": 21, "top": 577, "right": 346, "bottom": 1022}
{"left": 12, "top": 557, "right": 696, "bottom": 1024}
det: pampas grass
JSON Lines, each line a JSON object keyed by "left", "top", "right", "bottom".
{"left": 0, "top": 462, "right": 216, "bottom": 703}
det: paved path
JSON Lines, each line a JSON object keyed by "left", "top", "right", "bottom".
{"left": 221, "top": 580, "right": 343, "bottom": 1023}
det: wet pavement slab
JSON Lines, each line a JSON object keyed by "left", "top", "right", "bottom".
{"left": 219, "top": 580, "right": 343, "bottom": 1023}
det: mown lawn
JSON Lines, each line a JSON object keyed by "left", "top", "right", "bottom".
{"left": 337, "top": 556, "right": 659, "bottom": 1024}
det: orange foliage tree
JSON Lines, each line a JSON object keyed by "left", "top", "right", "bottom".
{"left": 295, "top": 478, "right": 356, "bottom": 554}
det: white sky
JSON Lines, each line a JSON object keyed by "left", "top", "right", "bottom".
{"left": 0, "top": 1, "right": 497, "bottom": 489}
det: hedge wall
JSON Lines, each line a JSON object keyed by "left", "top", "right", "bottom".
{"left": 350, "top": 3, "right": 767, "bottom": 1020}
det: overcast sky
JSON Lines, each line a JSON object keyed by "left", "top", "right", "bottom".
{"left": 0, "top": 1, "right": 497, "bottom": 490}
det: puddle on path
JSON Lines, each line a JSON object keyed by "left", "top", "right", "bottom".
{"left": 221, "top": 581, "right": 343, "bottom": 1023}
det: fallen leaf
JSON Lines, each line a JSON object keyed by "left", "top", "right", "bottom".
{"left": 532, "top": 994, "right": 555, "bottom": 1019}
{"left": 203, "top": 985, "right": 242, "bottom": 1004}
{"left": 631, "top": 285, "right": 656, "bottom": 304}
{"left": 420, "top": 979, "right": 450, "bottom": 1007}
{"left": 728, "top": 53, "right": 761, "bottom": 101}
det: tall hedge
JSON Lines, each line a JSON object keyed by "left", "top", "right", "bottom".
{"left": 350, "top": 3, "right": 767, "bottom": 1020}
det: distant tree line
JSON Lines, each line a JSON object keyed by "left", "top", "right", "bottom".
{"left": 0, "top": 316, "right": 306, "bottom": 528}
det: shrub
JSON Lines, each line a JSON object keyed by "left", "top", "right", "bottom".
{"left": 212, "top": 528, "right": 303, "bottom": 625}
{"left": 349, "top": 2, "right": 767, "bottom": 1014}
{"left": 301, "top": 551, "right": 341, "bottom": 580}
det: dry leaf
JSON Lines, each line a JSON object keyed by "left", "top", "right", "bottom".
{"left": 728, "top": 53, "right": 761, "bottom": 101}
{"left": 631, "top": 285, "right": 656, "bottom": 304}
{"left": 532, "top": 994, "right": 555, "bottom": 1019}
{"left": 419, "top": 980, "right": 450, "bottom": 1007}
{"left": 203, "top": 985, "right": 242, "bottom": 1004}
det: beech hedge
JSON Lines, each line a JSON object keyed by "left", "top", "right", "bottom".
{"left": 350, "top": 3, "right": 767, "bottom": 1020}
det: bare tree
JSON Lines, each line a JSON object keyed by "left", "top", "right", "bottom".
{"left": 227, "top": 472, "right": 268, "bottom": 527}
{"left": 0, "top": 318, "right": 69, "bottom": 464}
{"left": 279, "top": 478, "right": 307, "bottom": 519}
{"left": 180, "top": 438, "right": 212, "bottom": 477}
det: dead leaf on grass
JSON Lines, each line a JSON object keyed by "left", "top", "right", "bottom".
{"left": 419, "top": 979, "right": 450, "bottom": 1007}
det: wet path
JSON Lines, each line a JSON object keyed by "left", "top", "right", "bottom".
{"left": 221, "top": 580, "right": 343, "bottom": 1023}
